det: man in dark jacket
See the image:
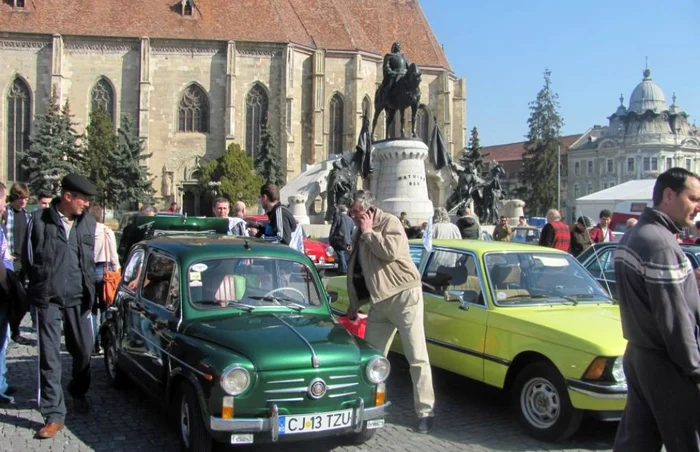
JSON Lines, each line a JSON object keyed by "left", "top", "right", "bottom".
{"left": 613, "top": 168, "right": 700, "bottom": 451}
{"left": 22, "top": 174, "right": 97, "bottom": 439}
{"left": 569, "top": 216, "right": 592, "bottom": 257}
{"left": 328, "top": 205, "right": 355, "bottom": 274}
{"left": 538, "top": 208, "right": 570, "bottom": 252}
{"left": 455, "top": 207, "right": 480, "bottom": 239}
{"left": 256, "top": 183, "right": 296, "bottom": 245}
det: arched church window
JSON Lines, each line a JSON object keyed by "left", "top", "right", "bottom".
{"left": 415, "top": 105, "right": 430, "bottom": 145}
{"left": 245, "top": 84, "right": 268, "bottom": 159}
{"left": 6, "top": 77, "right": 31, "bottom": 182}
{"left": 178, "top": 84, "right": 209, "bottom": 133}
{"left": 329, "top": 94, "right": 344, "bottom": 155}
{"left": 91, "top": 78, "right": 115, "bottom": 124}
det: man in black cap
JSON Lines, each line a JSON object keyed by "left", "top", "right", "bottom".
{"left": 22, "top": 173, "right": 97, "bottom": 439}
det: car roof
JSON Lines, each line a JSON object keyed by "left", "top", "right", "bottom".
{"left": 409, "top": 239, "right": 566, "bottom": 254}
{"left": 142, "top": 236, "right": 304, "bottom": 261}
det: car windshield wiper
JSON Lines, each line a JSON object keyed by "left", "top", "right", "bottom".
{"left": 504, "top": 294, "right": 550, "bottom": 300}
{"left": 561, "top": 294, "right": 613, "bottom": 305}
{"left": 248, "top": 296, "right": 306, "bottom": 311}
{"left": 196, "top": 300, "right": 255, "bottom": 312}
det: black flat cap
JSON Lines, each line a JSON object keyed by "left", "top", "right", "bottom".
{"left": 61, "top": 173, "right": 97, "bottom": 196}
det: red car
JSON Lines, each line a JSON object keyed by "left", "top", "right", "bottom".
{"left": 245, "top": 215, "right": 336, "bottom": 271}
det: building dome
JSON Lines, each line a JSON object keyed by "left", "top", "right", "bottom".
{"left": 628, "top": 68, "right": 667, "bottom": 113}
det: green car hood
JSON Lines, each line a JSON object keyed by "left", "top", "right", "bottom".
{"left": 183, "top": 313, "right": 361, "bottom": 371}
{"left": 489, "top": 304, "right": 626, "bottom": 356}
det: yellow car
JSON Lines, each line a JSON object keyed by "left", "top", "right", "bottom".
{"left": 327, "top": 240, "right": 627, "bottom": 442}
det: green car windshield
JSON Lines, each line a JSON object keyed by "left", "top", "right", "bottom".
{"left": 188, "top": 258, "right": 324, "bottom": 310}
{"left": 484, "top": 251, "right": 612, "bottom": 306}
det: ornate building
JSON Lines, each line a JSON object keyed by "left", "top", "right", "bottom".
{"left": 0, "top": 0, "right": 466, "bottom": 214}
{"left": 567, "top": 68, "right": 699, "bottom": 212}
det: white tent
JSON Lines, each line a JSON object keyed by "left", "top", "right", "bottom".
{"left": 575, "top": 179, "right": 655, "bottom": 220}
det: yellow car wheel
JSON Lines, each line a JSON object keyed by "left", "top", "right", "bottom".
{"left": 512, "top": 362, "right": 583, "bottom": 442}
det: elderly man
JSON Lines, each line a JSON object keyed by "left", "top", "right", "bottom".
{"left": 613, "top": 168, "right": 700, "bottom": 451}
{"left": 346, "top": 190, "right": 435, "bottom": 434}
{"left": 626, "top": 217, "right": 638, "bottom": 230}
{"left": 538, "top": 209, "right": 570, "bottom": 251}
{"left": 23, "top": 174, "right": 98, "bottom": 439}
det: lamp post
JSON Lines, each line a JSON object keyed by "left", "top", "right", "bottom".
{"left": 557, "top": 144, "right": 561, "bottom": 212}
{"left": 44, "top": 174, "right": 60, "bottom": 195}
{"left": 208, "top": 181, "right": 221, "bottom": 197}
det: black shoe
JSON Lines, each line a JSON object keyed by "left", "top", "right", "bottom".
{"left": 73, "top": 397, "right": 91, "bottom": 414}
{"left": 416, "top": 416, "right": 434, "bottom": 434}
{"left": 12, "top": 334, "right": 33, "bottom": 346}
{"left": 4, "top": 386, "right": 17, "bottom": 395}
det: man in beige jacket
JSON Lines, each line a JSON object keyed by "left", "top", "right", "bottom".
{"left": 345, "top": 190, "right": 435, "bottom": 433}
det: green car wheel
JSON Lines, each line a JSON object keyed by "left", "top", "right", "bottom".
{"left": 513, "top": 362, "right": 583, "bottom": 442}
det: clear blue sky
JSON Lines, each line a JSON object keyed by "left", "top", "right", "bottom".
{"left": 421, "top": 0, "right": 700, "bottom": 146}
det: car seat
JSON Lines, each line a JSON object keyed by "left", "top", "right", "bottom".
{"left": 214, "top": 274, "right": 247, "bottom": 302}
{"left": 489, "top": 264, "right": 529, "bottom": 300}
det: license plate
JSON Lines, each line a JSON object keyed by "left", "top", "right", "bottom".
{"left": 367, "top": 419, "right": 384, "bottom": 429}
{"left": 278, "top": 409, "right": 353, "bottom": 435}
{"left": 230, "top": 434, "right": 253, "bottom": 444}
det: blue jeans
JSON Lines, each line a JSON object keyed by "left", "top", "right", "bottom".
{"left": 336, "top": 249, "right": 348, "bottom": 274}
{"left": 0, "top": 314, "right": 10, "bottom": 398}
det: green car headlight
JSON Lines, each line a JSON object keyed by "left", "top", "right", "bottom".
{"left": 220, "top": 366, "right": 251, "bottom": 395}
{"left": 611, "top": 357, "right": 625, "bottom": 383}
{"left": 365, "top": 356, "right": 391, "bottom": 384}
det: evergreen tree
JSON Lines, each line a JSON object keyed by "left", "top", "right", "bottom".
{"left": 200, "top": 143, "right": 264, "bottom": 208}
{"left": 112, "top": 114, "right": 155, "bottom": 209}
{"left": 460, "top": 127, "right": 489, "bottom": 176}
{"left": 84, "top": 106, "right": 117, "bottom": 205}
{"left": 519, "top": 69, "right": 564, "bottom": 216}
{"left": 254, "top": 122, "right": 284, "bottom": 185}
{"left": 21, "top": 87, "right": 83, "bottom": 195}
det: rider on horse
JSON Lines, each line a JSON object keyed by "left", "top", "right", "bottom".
{"left": 379, "top": 41, "right": 410, "bottom": 106}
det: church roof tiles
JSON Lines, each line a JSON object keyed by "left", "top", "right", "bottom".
{"left": 1, "top": 0, "right": 451, "bottom": 69}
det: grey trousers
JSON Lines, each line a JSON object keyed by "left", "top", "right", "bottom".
{"left": 364, "top": 286, "right": 435, "bottom": 417}
{"left": 613, "top": 344, "right": 700, "bottom": 452}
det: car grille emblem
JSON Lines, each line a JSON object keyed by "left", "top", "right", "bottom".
{"left": 308, "top": 378, "right": 327, "bottom": 399}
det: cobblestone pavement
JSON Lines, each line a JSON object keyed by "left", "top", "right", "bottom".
{"left": 0, "top": 321, "right": 618, "bottom": 452}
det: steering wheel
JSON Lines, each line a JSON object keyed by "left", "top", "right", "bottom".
{"left": 263, "top": 287, "right": 307, "bottom": 304}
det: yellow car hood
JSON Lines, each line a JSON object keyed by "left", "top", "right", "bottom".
{"left": 489, "top": 304, "right": 626, "bottom": 356}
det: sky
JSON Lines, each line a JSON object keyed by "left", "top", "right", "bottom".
{"left": 420, "top": 0, "right": 700, "bottom": 146}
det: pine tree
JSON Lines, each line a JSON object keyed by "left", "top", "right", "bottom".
{"left": 519, "top": 69, "right": 564, "bottom": 216}
{"left": 460, "top": 127, "right": 489, "bottom": 176}
{"left": 111, "top": 114, "right": 155, "bottom": 209}
{"left": 84, "top": 106, "right": 117, "bottom": 205}
{"left": 254, "top": 122, "right": 284, "bottom": 185}
{"left": 201, "top": 143, "right": 265, "bottom": 208}
{"left": 21, "top": 87, "right": 82, "bottom": 195}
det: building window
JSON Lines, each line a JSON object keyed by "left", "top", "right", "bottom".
{"left": 328, "top": 94, "right": 344, "bottom": 156}
{"left": 574, "top": 161, "right": 580, "bottom": 175}
{"left": 643, "top": 157, "right": 658, "bottom": 172}
{"left": 415, "top": 106, "right": 430, "bottom": 145}
{"left": 178, "top": 84, "right": 209, "bottom": 133}
{"left": 606, "top": 158, "right": 613, "bottom": 174}
{"left": 587, "top": 183, "right": 593, "bottom": 195}
{"left": 182, "top": 0, "right": 193, "bottom": 16}
{"left": 285, "top": 99, "right": 292, "bottom": 133}
{"left": 627, "top": 157, "right": 635, "bottom": 173}
{"left": 90, "top": 78, "right": 115, "bottom": 125}
{"left": 652, "top": 157, "right": 658, "bottom": 171}
{"left": 6, "top": 77, "right": 31, "bottom": 182}
{"left": 574, "top": 184, "right": 580, "bottom": 198}
{"left": 587, "top": 160, "right": 593, "bottom": 175}
{"left": 245, "top": 84, "right": 268, "bottom": 159}
{"left": 666, "top": 157, "right": 673, "bottom": 170}
{"left": 686, "top": 158, "right": 692, "bottom": 171}
{"left": 14, "top": 0, "right": 26, "bottom": 8}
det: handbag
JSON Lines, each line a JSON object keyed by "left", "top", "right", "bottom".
{"left": 102, "top": 227, "right": 122, "bottom": 307}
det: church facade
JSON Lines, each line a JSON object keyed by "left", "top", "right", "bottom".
{"left": 0, "top": 0, "right": 465, "bottom": 214}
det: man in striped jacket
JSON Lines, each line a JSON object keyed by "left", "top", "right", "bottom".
{"left": 613, "top": 168, "right": 700, "bottom": 451}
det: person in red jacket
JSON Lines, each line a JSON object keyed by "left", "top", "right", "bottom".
{"left": 589, "top": 209, "right": 613, "bottom": 243}
{"left": 538, "top": 208, "right": 570, "bottom": 252}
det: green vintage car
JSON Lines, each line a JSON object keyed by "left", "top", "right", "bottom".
{"left": 327, "top": 239, "right": 627, "bottom": 442}
{"left": 101, "top": 236, "right": 390, "bottom": 451}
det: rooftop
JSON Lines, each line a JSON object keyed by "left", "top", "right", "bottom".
{"left": 482, "top": 134, "right": 582, "bottom": 162}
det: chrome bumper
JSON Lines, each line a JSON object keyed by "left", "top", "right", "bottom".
{"left": 566, "top": 379, "right": 628, "bottom": 399}
{"left": 210, "top": 400, "right": 390, "bottom": 439}
{"left": 314, "top": 262, "right": 337, "bottom": 270}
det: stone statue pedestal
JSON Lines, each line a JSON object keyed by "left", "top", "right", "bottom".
{"left": 288, "top": 195, "right": 310, "bottom": 225}
{"left": 501, "top": 199, "right": 525, "bottom": 224}
{"left": 369, "top": 139, "right": 433, "bottom": 225}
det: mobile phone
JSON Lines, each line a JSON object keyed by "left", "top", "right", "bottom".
{"left": 368, "top": 207, "right": 376, "bottom": 214}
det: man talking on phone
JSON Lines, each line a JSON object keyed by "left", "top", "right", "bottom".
{"left": 345, "top": 190, "right": 435, "bottom": 434}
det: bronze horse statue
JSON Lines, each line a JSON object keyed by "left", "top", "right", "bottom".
{"left": 371, "top": 63, "right": 422, "bottom": 140}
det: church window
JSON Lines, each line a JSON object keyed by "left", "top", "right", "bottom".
{"left": 182, "top": 0, "right": 193, "bottom": 16}
{"left": 627, "top": 158, "right": 634, "bottom": 173}
{"left": 6, "top": 77, "right": 31, "bottom": 182}
{"left": 91, "top": 78, "right": 115, "bottom": 125}
{"left": 328, "top": 94, "right": 344, "bottom": 155}
{"left": 178, "top": 84, "right": 209, "bottom": 133}
{"left": 14, "top": 0, "right": 25, "bottom": 8}
{"left": 574, "top": 161, "right": 580, "bottom": 175}
{"left": 245, "top": 84, "right": 268, "bottom": 159}
{"left": 415, "top": 106, "right": 429, "bottom": 145}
